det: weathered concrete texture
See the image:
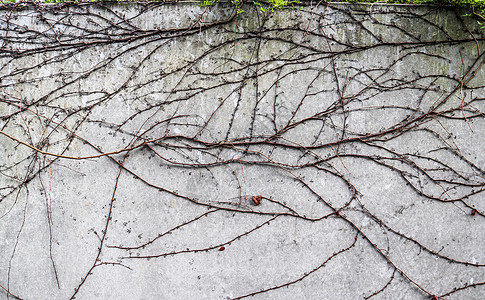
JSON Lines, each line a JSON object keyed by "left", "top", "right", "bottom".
{"left": 0, "top": 2, "right": 485, "bottom": 299}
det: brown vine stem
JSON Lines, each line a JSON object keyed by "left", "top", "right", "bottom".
{"left": 1, "top": 2, "right": 484, "bottom": 299}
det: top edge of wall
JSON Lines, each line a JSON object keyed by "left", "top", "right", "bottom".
{"left": 0, "top": 0, "right": 464, "bottom": 16}
{"left": 0, "top": 1, "right": 455, "bottom": 7}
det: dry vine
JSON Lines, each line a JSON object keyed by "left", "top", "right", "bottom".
{"left": 0, "top": 2, "right": 484, "bottom": 299}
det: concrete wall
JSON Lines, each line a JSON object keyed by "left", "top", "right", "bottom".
{"left": 1, "top": 2, "right": 485, "bottom": 299}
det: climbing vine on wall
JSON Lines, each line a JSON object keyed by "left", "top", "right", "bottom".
{"left": 0, "top": 2, "right": 484, "bottom": 299}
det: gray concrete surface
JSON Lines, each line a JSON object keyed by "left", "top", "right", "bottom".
{"left": 0, "top": 2, "right": 484, "bottom": 299}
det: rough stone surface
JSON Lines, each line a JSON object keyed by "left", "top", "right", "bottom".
{"left": 0, "top": 2, "right": 484, "bottom": 299}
